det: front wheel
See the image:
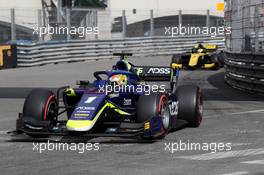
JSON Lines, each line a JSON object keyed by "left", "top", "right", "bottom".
{"left": 136, "top": 93, "right": 171, "bottom": 138}
{"left": 22, "top": 89, "right": 58, "bottom": 138}
{"left": 176, "top": 85, "right": 203, "bottom": 127}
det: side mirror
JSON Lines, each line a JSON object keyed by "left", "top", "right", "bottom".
{"left": 76, "top": 80, "right": 90, "bottom": 86}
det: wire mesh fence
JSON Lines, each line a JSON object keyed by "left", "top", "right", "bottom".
{"left": 0, "top": 8, "right": 40, "bottom": 43}
{"left": 225, "top": 0, "right": 264, "bottom": 52}
{"left": 0, "top": 8, "right": 224, "bottom": 44}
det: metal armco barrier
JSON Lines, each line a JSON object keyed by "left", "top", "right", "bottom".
{"left": 16, "top": 35, "right": 224, "bottom": 67}
{"left": 225, "top": 51, "right": 264, "bottom": 93}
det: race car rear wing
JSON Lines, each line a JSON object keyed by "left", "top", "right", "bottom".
{"left": 112, "top": 53, "right": 177, "bottom": 81}
{"left": 113, "top": 53, "right": 133, "bottom": 60}
{"left": 135, "top": 66, "right": 173, "bottom": 81}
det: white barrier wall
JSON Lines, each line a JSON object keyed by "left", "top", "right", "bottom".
{"left": 16, "top": 35, "right": 225, "bottom": 67}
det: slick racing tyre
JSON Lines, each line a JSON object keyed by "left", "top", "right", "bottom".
{"left": 22, "top": 89, "right": 58, "bottom": 138}
{"left": 176, "top": 85, "right": 203, "bottom": 127}
{"left": 217, "top": 51, "right": 225, "bottom": 68}
{"left": 211, "top": 54, "right": 220, "bottom": 70}
{"left": 136, "top": 93, "right": 170, "bottom": 137}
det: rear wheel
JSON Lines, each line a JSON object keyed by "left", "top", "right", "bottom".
{"left": 211, "top": 54, "right": 220, "bottom": 70}
{"left": 176, "top": 85, "right": 203, "bottom": 127}
{"left": 22, "top": 89, "right": 58, "bottom": 138}
{"left": 136, "top": 93, "right": 170, "bottom": 138}
{"left": 217, "top": 51, "right": 225, "bottom": 68}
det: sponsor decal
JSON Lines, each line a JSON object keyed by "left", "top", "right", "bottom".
{"left": 106, "top": 127, "right": 118, "bottom": 133}
{"left": 123, "top": 98, "right": 132, "bottom": 106}
{"left": 76, "top": 106, "right": 95, "bottom": 111}
{"left": 109, "top": 93, "right": 119, "bottom": 98}
{"left": 84, "top": 97, "right": 97, "bottom": 104}
{"left": 76, "top": 110, "right": 90, "bottom": 114}
{"left": 147, "top": 68, "right": 171, "bottom": 75}
{"left": 74, "top": 113, "right": 89, "bottom": 117}
{"left": 170, "top": 101, "right": 179, "bottom": 116}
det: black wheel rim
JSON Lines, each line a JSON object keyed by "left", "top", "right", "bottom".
{"left": 46, "top": 100, "right": 57, "bottom": 123}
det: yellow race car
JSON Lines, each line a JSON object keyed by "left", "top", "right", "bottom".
{"left": 171, "top": 43, "right": 224, "bottom": 70}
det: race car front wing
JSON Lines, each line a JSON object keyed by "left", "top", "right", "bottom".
{"left": 14, "top": 113, "right": 166, "bottom": 139}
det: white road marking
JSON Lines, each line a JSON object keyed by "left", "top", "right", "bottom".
{"left": 203, "top": 115, "right": 219, "bottom": 119}
{"left": 231, "top": 143, "right": 251, "bottom": 147}
{"left": 242, "top": 159, "right": 264, "bottom": 165}
{"left": 0, "top": 130, "right": 9, "bottom": 135}
{"left": 237, "top": 129, "right": 262, "bottom": 134}
{"left": 0, "top": 142, "right": 13, "bottom": 147}
{"left": 219, "top": 171, "right": 249, "bottom": 175}
{"left": 0, "top": 137, "right": 9, "bottom": 141}
{"left": 204, "top": 109, "right": 264, "bottom": 118}
{"left": 146, "top": 151, "right": 162, "bottom": 155}
{"left": 176, "top": 148, "right": 264, "bottom": 160}
{"left": 230, "top": 109, "right": 264, "bottom": 115}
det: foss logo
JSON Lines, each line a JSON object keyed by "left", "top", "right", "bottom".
{"left": 147, "top": 68, "right": 170, "bottom": 74}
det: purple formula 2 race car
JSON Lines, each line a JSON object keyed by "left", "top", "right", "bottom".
{"left": 14, "top": 53, "right": 203, "bottom": 140}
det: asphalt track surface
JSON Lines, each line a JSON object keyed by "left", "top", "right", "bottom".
{"left": 0, "top": 56, "right": 264, "bottom": 175}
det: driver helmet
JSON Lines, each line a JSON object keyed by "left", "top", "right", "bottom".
{"left": 109, "top": 74, "right": 128, "bottom": 86}
{"left": 116, "top": 60, "right": 132, "bottom": 72}
{"left": 194, "top": 42, "right": 206, "bottom": 53}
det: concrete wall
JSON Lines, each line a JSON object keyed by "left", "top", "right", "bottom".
{"left": 109, "top": 0, "right": 225, "bottom": 25}
{"left": 109, "top": 0, "right": 223, "bottom": 12}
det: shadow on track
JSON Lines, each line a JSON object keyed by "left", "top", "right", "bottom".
{"left": 0, "top": 87, "right": 57, "bottom": 99}
{"left": 205, "top": 71, "right": 263, "bottom": 101}
{"left": 7, "top": 134, "right": 156, "bottom": 144}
